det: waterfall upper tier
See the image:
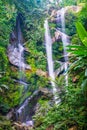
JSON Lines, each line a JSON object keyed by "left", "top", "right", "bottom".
{"left": 50, "top": 5, "right": 82, "bottom": 23}
{"left": 44, "top": 19, "right": 61, "bottom": 104}
{"left": 8, "top": 15, "right": 31, "bottom": 70}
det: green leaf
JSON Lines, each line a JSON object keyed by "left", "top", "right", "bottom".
{"left": 76, "top": 22, "right": 87, "bottom": 47}
{"left": 81, "top": 79, "right": 87, "bottom": 90}
{"left": 85, "top": 69, "right": 87, "bottom": 77}
{"left": 67, "top": 45, "right": 87, "bottom": 56}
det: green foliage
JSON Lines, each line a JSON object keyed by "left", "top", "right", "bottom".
{"left": 0, "top": 0, "right": 47, "bottom": 114}
{"left": 0, "top": 0, "right": 18, "bottom": 113}
{"left": 0, "top": 1, "right": 87, "bottom": 130}
{"left": 35, "top": 85, "right": 87, "bottom": 130}
{"left": 77, "top": 2, "right": 87, "bottom": 29}
{"left": 53, "top": 41, "right": 64, "bottom": 62}
{"left": 67, "top": 22, "right": 87, "bottom": 101}
{"left": 34, "top": 12, "right": 87, "bottom": 130}
{"left": 33, "top": 99, "right": 52, "bottom": 127}
{"left": 0, "top": 116, "right": 13, "bottom": 130}
{"left": 65, "top": 11, "right": 77, "bottom": 36}
{"left": 76, "top": 22, "right": 87, "bottom": 46}
{"left": 0, "top": 0, "right": 16, "bottom": 47}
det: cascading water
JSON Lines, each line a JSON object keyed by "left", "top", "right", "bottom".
{"left": 57, "top": 7, "right": 69, "bottom": 86}
{"left": 17, "top": 17, "right": 25, "bottom": 81}
{"left": 61, "top": 7, "right": 69, "bottom": 86}
{"left": 44, "top": 19, "right": 60, "bottom": 104}
{"left": 16, "top": 16, "right": 33, "bottom": 126}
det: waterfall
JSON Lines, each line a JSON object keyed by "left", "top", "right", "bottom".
{"left": 44, "top": 19, "right": 60, "bottom": 104}
{"left": 17, "top": 17, "right": 26, "bottom": 81}
{"left": 57, "top": 7, "right": 69, "bottom": 86}
{"left": 16, "top": 16, "right": 33, "bottom": 125}
{"left": 61, "top": 7, "right": 69, "bottom": 86}
{"left": 16, "top": 97, "right": 34, "bottom": 126}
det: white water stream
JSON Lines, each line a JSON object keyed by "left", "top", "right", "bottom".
{"left": 44, "top": 19, "right": 60, "bottom": 104}
{"left": 57, "top": 7, "right": 69, "bottom": 86}
{"left": 17, "top": 19, "right": 25, "bottom": 80}
{"left": 61, "top": 7, "right": 69, "bottom": 86}
{"left": 16, "top": 17, "right": 33, "bottom": 125}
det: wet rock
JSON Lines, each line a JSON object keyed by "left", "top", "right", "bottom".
{"left": 36, "top": 69, "right": 48, "bottom": 77}
{"left": 9, "top": 31, "right": 17, "bottom": 47}
{"left": 26, "top": 120, "right": 34, "bottom": 127}
{"left": 52, "top": 30, "right": 70, "bottom": 43}
{"left": 39, "top": 87, "right": 53, "bottom": 98}
{"left": 8, "top": 15, "right": 31, "bottom": 70}
{"left": 13, "top": 122, "right": 33, "bottom": 130}
{"left": 7, "top": 44, "right": 31, "bottom": 70}
{"left": 50, "top": 5, "right": 82, "bottom": 22}
{"left": 6, "top": 108, "right": 15, "bottom": 120}
{"left": 16, "top": 88, "right": 53, "bottom": 123}
{"left": 54, "top": 61, "right": 69, "bottom": 77}
{"left": 50, "top": 9, "right": 57, "bottom": 18}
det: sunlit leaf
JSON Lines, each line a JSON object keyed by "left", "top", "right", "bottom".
{"left": 76, "top": 22, "right": 87, "bottom": 47}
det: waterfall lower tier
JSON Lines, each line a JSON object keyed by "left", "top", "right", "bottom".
{"left": 44, "top": 19, "right": 60, "bottom": 104}
{"left": 16, "top": 90, "right": 40, "bottom": 126}
{"left": 16, "top": 88, "right": 52, "bottom": 125}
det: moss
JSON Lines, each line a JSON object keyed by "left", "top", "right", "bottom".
{"left": 0, "top": 116, "right": 13, "bottom": 130}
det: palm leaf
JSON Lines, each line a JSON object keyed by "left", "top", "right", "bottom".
{"left": 67, "top": 45, "right": 87, "bottom": 56}
{"left": 76, "top": 22, "right": 87, "bottom": 47}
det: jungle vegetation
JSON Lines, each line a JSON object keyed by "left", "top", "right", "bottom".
{"left": 0, "top": 0, "right": 87, "bottom": 130}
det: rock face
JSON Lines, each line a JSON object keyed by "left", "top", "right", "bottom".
{"left": 50, "top": 5, "right": 82, "bottom": 23}
{"left": 7, "top": 44, "right": 31, "bottom": 70}
{"left": 8, "top": 15, "right": 31, "bottom": 70}
{"left": 6, "top": 108, "right": 16, "bottom": 120}
{"left": 52, "top": 30, "right": 70, "bottom": 43}
{"left": 50, "top": 5, "right": 82, "bottom": 43}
